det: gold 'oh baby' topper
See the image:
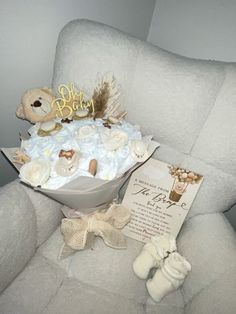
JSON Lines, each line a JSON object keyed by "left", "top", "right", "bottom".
{"left": 51, "top": 83, "right": 94, "bottom": 119}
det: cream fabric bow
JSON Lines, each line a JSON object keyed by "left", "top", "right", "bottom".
{"left": 60, "top": 203, "right": 131, "bottom": 258}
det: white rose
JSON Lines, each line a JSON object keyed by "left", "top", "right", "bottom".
{"left": 102, "top": 129, "right": 128, "bottom": 151}
{"left": 75, "top": 125, "right": 97, "bottom": 140}
{"left": 19, "top": 159, "right": 51, "bottom": 187}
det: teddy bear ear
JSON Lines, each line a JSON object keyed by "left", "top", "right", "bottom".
{"left": 42, "top": 86, "right": 53, "bottom": 95}
{"left": 16, "top": 104, "right": 25, "bottom": 119}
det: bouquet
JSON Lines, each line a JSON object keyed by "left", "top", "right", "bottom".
{"left": 2, "top": 76, "right": 159, "bottom": 213}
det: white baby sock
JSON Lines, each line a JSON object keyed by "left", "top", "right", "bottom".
{"left": 146, "top": 252, "right": 191, "bottom": 302}
{"left": 133, "top": 235, "right": 177, "bottom": 279}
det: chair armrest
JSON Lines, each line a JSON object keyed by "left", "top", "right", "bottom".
{"left": 0, "top": 181, "right": 37, "bottom": 293}
{"left": 21, "top": 182, "right": 63, "bottom": 247}
{"left": 178, "top": 213, "right": 236, "bottom": 313}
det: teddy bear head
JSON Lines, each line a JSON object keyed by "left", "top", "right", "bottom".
{"left": 16, "top": 87, "right": 58, "bottom": 123}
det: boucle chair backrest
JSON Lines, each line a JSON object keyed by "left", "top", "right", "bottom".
{"left": 52, "top": 19, "right": 236, "bottom": 218}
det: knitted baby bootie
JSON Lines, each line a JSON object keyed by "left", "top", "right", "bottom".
{"left": 133, "top": 235, "right": 177, "bottom": 279}
{"left": 146, "top": 252, "right": 191, "bottom": 302}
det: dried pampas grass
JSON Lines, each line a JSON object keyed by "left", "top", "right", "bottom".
{"left": 92, "top": 75, "right": 120, "bottom": 119}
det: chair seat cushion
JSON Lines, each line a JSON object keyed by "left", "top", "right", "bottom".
{"left": 0, "top": 254, "right": 65, "bottom": 314}
{"left": 0, "top": 229, "right": 184, "bottom": 314}
{"left": 38, "top": 228, "right": 184, "bottom": 307}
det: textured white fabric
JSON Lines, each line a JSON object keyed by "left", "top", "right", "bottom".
{"left": 126, "top": 44, "right": 225, "bottom": 154}
{"left": 0, "top": 181, "right": 36, "bottom": 294}
{"left": 1, "top": 19, "right": 236, "bottom": 314}
{"left": 41, "top": 229, "right": 148, "bottom": 303}
{"left": 181, "top": 156, "right": 236, "bottom": 218}
{"left": 0, "top": 254, "right": 65, "bottom": 314}
{"left": 42, "top": 277, "right": 144, "bottom": 314}
{"left": 185, "top": 263, "right": 236, "bottom": 314}
{"left": 21, "top": 183, "right": 63, "bottom": 246}
{"left": 145, "top": 291, "right": 184, "bottom": 314}
{"left": 38, "top": 226, "right": 184, "bottom": 309}
{"left": 192, "top": 64, "right": 236, "bottom": 176}
{"left": 178, "top": 213, "right": 236, "bottom": 304}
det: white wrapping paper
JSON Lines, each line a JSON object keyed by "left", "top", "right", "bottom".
{"left": 1, "top": 140, "right": 159, "bottom": 213}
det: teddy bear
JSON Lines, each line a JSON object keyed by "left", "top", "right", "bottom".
{"left": 16, "top": 87, "right": 63, "bottom": 136}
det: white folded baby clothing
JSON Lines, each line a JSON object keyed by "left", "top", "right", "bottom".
{"left": 133, "top": 235, "right": 191, "bottom": 302}
{"left": 133, "top": 235, "right": 177, "bottom": 279}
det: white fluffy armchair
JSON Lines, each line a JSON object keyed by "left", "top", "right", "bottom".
{"left": 0, "top": 20, "right": 236, "bottom": 314}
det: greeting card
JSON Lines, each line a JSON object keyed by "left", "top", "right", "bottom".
{"left": 122, "top": 158, "right": 203, "bottom": 242}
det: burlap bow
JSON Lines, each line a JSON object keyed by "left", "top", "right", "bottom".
{"left": 60, "top": 203, "right": 131, "bottom": 258}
